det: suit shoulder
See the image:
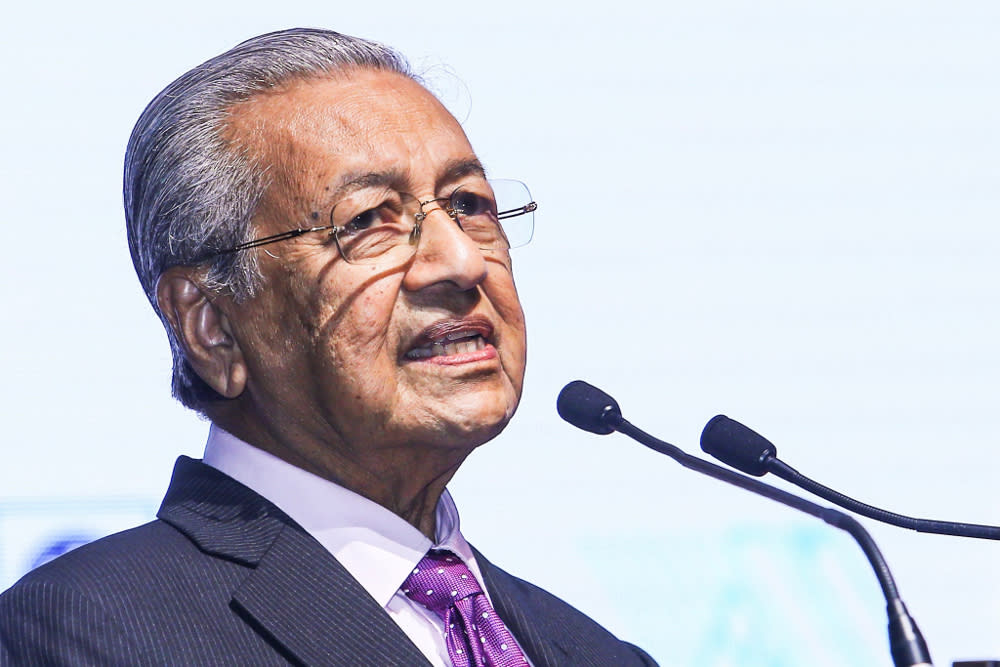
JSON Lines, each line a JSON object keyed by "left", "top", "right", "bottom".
{"left": 0, "top": 568, "right": 142, "bottom": 666}
{"left": 3, "top": 519, "right": 205, "bottom": 597}
{"left": 0, "top": 518, "right": 275, "bottom": 665}
{"left": 2, "top": 516, "right": 255, "bottom": 610}
{"left": 0, "top": 524, "right": 176, "bottom": 666}
{"left": 478, "top": 555, "right": 658, "bottom": 666}
{"left": 7, "top": 521, "right": 176, "bottom": 587}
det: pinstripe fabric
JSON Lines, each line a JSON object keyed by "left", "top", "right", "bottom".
{"left": 0, "top": 457, "right": 657, "bottom": 666}
{"left": 476, "top": 550, "right": 658, "bottom": 667}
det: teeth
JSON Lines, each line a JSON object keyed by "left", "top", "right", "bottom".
{"left": 443, "top": 330, "right": 478, "bottom": 342}
{"left": 407, "top": 335, "right": 486, "bottom": 359}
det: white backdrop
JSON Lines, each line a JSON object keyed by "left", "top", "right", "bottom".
{"left": 1, "top": 2, "right": 998, "bottom": 665}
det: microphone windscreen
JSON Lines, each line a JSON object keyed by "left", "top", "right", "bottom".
{"left": 557, "top": 380, "right": 621, "bottom": 434}
{"left": 700, "top": 415, "right": 777, "bottom": 476}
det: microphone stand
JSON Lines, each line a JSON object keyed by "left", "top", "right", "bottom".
{"left": 556, "top": 379, "right": 934, "bottom": 667}
{"left": 612, "top": 417, "right": 931, "bottom": 667}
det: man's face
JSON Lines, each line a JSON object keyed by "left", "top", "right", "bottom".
{"left": 220, "top": 70, "right": 527, "bottom": 468}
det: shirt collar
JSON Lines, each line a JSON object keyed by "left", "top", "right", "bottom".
{"left": 202, "top": 424, "right": 476, "bottom": 607}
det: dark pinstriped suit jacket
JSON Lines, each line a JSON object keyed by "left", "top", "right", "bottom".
{"left": 0, "top": 457, "right": 656, "bottom": 666}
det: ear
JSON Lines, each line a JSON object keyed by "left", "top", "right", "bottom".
{"left": 156, "top": 267, "right": 247, "bottom": 399}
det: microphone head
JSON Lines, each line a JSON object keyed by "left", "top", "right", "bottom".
{"left": 557, "top": 380, "right": 623, "bottom": 434}
{"left": 700, "top": 415, "right": 777, "bottom": 476}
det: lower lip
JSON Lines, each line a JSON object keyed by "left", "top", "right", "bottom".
{"left": 414, "top": 343, "right": 499, "bottom": 366}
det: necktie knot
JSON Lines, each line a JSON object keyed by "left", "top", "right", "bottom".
{"left": 401, "top": 550, "right": 529, "bottom": 666}
{"left": 404, "top": 550, "right": 483, "bottom": 613}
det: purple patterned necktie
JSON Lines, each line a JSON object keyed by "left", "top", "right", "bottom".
{"left": 403, "top": 550, "right": 529, "bottom": 667}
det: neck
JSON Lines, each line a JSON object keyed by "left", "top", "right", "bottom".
{"left": 209, "top": 408, "right": 468, "bottom": 540}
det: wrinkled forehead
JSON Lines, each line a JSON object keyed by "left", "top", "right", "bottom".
{"left": 223, "top": 68, "right": 474, "bottom": 220}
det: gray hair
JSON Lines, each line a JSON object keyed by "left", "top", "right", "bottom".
{"left": 124, "top": 27, "right": 414, "bottom": 412}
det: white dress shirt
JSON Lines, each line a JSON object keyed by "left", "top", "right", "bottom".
{"left": 202, "top": 425, "right": 529, "bottom": 666}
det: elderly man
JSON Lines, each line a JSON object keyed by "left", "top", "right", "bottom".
{"left": 0, "top": 28, "right": 654, "bottom": 666}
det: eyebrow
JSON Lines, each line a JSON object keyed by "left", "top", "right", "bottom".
{"left": 327, "top": 170, "right": 402, "bottom": 202}
{"left": 438, "top": 158, "right": 487, "bottom": 185}
{"left": 325, "top": 158, "right": 487, "bottom": 203}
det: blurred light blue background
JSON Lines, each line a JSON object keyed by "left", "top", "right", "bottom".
{"left": 2, "top": 2, "right": 998, "bottom": 665}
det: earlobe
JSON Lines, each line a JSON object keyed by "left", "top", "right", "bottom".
{"left": 156, "top": 268, "right": 247, "bottom": 399}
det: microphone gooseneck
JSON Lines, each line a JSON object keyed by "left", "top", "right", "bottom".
{"left": 701, "top": 415, "right": 1000, "bottom": 541}
{"left": 556, "top": 380, "right": 933, "bottom": 667}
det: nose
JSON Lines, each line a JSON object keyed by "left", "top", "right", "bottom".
{"left": 401, "top": 206, "right": 488, "bottom": 292}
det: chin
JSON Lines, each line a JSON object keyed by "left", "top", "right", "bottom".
{"left": 429, "top": 393, "right": 519, "bottom": 448}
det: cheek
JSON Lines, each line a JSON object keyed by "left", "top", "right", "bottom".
{"left": 244, "top": 288, "right": 310, "bottom": 356}
{"left": 487, "top": 275, "right": 528, "bottom": 381}
{"left": 311, "top": 282, "right": 403, "bottom": 413}
{"left": 349, "top": 284, "right": 398, "bottom": 347}
{"left": 320, "top": 280, "right": 402, "bottom": 378}
{"left": 490, "top": 274, "right": 526, "bottom": 335}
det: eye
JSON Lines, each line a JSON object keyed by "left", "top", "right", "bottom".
{"left": 451, "top": 189, "right": 495, "bottom": 218}
{"left": 332, "top": 190, "right": 405, "bottom": 236}
{"left": 344, "top": 208, "right": 383, "bottom": 234}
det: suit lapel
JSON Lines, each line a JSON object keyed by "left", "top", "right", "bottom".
{"left": 475, "top": 549, "right": 655, "bottom": 667}
{"left": 231, "top": 523, "right": 429, "bottom": 666}
{"left": 474, "top": 549, "right": 569, "bottom": 666}
{"left": 158, "top": 457, "right": 431, "bottom": 666}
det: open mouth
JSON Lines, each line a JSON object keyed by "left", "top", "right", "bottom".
{"left": 405, "top": 317, "right": 495, "bottom": 362}
{"left": 406, "top": 331, "right": 488, "bottom": 359}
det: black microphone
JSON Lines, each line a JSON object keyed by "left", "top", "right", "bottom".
{"left": 701, "top": 415, "right": 1000, "bottom": 541}
{"left": 557, "top": 379, "right": 620, "bottom": 434}
{"left": 557, "top": 380, "right": 933, "bottom": 667}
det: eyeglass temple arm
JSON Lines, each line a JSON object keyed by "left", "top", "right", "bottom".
{"left": 217, "top": 226, "right": 335, "bottom": 255}
{"left": 497, "top": 201, "right": 537, "bottom": 221}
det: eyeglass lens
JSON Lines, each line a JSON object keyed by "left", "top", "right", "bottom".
{"left": 330, "top": 179, "right": 534, "bottom": 265}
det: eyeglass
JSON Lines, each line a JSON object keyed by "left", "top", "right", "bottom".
{"left": 212, "top": 179, "right": 536, "bottom": 265}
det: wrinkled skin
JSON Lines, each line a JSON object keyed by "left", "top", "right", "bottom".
{"left": 158, "top": 69, "right": 526, "bottom": 537}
